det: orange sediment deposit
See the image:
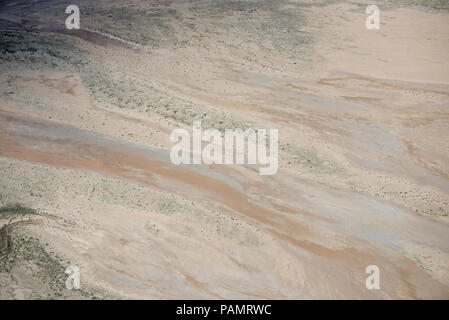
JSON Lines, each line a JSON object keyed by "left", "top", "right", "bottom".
{"left": 0, "top": 115, "right": 311, "bottom": 239}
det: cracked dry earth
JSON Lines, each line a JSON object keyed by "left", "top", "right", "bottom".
{"left": 0, "top": 0, "right": 449, "bottom": 299}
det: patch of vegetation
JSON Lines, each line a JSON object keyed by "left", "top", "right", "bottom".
{"left": 351, "top": 0, "right": 449, "bottom": 13}
{"left": 153, "top": 195, "right": 184, "bottom": 215}
{"left": 187, "top": 0, "right": 313, "bottom": 62}
{"left": 0, "top": 231, "right": 101, "bottom": 299}
{"left": 0, "top": 233, "right": 67, "bottom": 294}
{"left": 144, "top": 222, "right": 161, "bottom": 235}
{"left": 0, "top": 204, "right": 37, "bottom": 222}
{"left": 83, "top": 6, "right": 179, "bottom": 46}
{"left": 220, "top": 223, "right": 262, "bottom": 248}
{"left": 84, "top": 68, "right": 247, "bottom": 130}
{"left": 0, "top": 31, "right": 87, "bottom": 72}
{"left": 281, "top": 143, "right": 344, "bottom": 175}
{"left": 0, "top": 204, "right": 36, "bottom": 216}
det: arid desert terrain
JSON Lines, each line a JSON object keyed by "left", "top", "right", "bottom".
{"left": 0, "top": 0, "right": 449, "bottom": 299}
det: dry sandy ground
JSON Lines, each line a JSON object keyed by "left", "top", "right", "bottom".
{"left": 0, "top": 0, "right": 448, "bottom": 299}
